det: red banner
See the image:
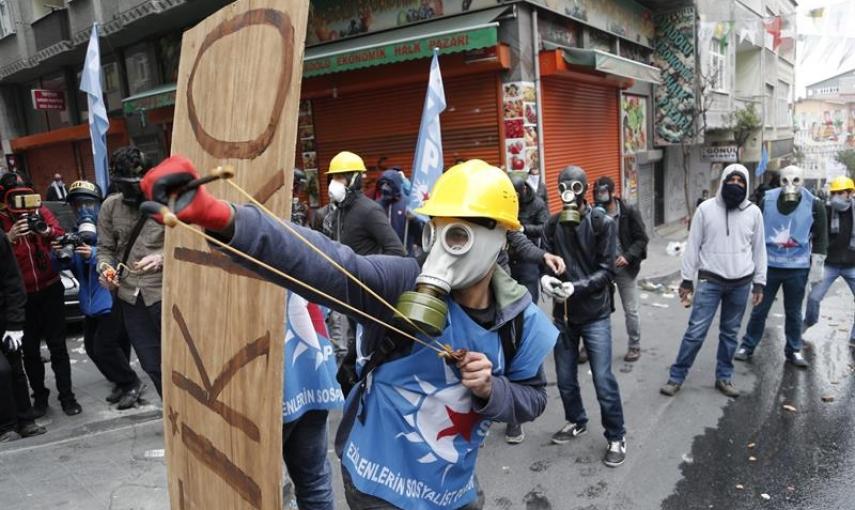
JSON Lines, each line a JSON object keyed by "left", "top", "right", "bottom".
{"left": 31, "top": 89, "right": 66, "bottom": 111}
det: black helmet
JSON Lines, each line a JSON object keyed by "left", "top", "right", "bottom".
{"left": 558, "top": 165, "right": 587, "bottom": 196}
{"left": 66, "top": 180, "right": 102, "bottom": 203}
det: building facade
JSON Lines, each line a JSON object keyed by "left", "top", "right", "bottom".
{"left": 794, "top": 69, "right": 855, "bottom": 186}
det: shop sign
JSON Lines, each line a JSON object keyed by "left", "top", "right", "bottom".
{"left": 652, "top": 7, "right": 697, "bottom": 146}
{"left": 701, "top": 145, "right": 738, "bottom": 162}
{"left": 304, "top": 27, "right": 497, "bottom": 77}
{"left": 530, "top": 0, "right": 654, "bottom": 48}
{"left": 306, "top": 0, "right": 498, "bottom": 45}
{"left": 31, "top": 89, "right": 66, "bottom": 111}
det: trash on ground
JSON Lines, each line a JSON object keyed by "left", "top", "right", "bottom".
{"left": 761, "top": 493, "right": 771, "bottom": 500}
{"left": 821, "top": 395, "right": 835, "bottom": 402}
{"left": 666, "top": 241, "right": 686, "bottom": 256}
{"left": 782, "top": 404, "right": 798, "bottom": 413}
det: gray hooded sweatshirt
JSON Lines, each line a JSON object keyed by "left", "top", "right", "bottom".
{"left": 681, "top": 164, "right": 767, "bottom": 287}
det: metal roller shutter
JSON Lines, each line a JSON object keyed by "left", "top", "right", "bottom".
{"left": 541, "top": 77, "right": 621, "bottom": 214}
{"left": 311, "top": 73, "right": 501, "bottom": 202}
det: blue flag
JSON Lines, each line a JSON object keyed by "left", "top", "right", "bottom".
{"left": 80, "top": 23, "right": 110, "bottom": 192}
{"left": 407, "top": 49, "right": 446, "bottom": 218}
{"left": 756, "top": 146, "right": 769, "bottom": 177}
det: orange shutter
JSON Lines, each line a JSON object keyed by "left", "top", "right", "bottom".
{"left": 310, "top": 72, "right": 501, "bottom": 202}
{"left": 541, "top": 77, "right": 621, "bottom": 214}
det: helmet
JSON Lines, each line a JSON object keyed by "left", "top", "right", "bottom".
{"left": 66, "top": 180, "right": 103, "bottom": 203}
{"left": 327, "top": 151, "right": 367, "bottom": 175}
{"left": 829, "top": 176, "right": 855, "bottom": 193}
{"left": 415, "top": 159, "right": 521, "bottom": 230}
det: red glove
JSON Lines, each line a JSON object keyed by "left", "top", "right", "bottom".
{"left": 141, "top": 155, "right": 233, "bottom": 231}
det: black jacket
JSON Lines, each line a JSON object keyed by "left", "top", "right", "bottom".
{"left": 0, "top": 230, "right": 26, "bottom": 330}
{"left": 519, "top": 195, "right": 549, "bottom": 244}
{"left": 614, "top": 198, "right": 649, "bottom": 277}
{"left": 544, "top": 206, "right": 617, "bottom": 324}
{"left": 826, "top": 204, "right": 855, "bottom": 267}
{"left": 326, "top": 193, "right": 406, "bottom": 256}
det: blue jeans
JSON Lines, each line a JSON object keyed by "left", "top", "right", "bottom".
{"left": 282, "top": 410, "right": 334, "bottom": 510}
{"left": 553, "top": 317, "right": 625, "bottom": 441}
{"left": 670, "top": 279, "right": 751, "bottom": 383}
{"left": 804, "top": 264, "right": 855, "bottom": 341}
{"left": 740, "top": 267, "right": 809, "bottom": 356}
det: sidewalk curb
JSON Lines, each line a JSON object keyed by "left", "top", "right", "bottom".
{"left": 0, "top": 408, "right": 162, "bottom": 455}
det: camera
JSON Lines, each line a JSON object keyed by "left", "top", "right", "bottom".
{"left": 55, "top": 218, "right": 97, "bottom": 263}
{"left": 26, "top": 212, "right": 49, "bottom": 235}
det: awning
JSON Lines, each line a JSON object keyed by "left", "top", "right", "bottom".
{"left": 545, "top": 43, "right": 661, "bottom": 84}
{"left": 303, "top": 6, "right": 512, "bottom": 78}
{"left": 122, "top": 83, "right": 177, "bottom": 115}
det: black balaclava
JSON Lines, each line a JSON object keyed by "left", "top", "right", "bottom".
{"left": 721, "top": 171, "right": 747, "bottom": 210}
{"left": 110, "top": 146, "right": 151, "bottom": 207}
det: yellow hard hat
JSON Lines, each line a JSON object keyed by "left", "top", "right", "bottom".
{"left": 327, "top": 151, "right": 367, "bottom": 175}
{"left": 829, "top": 175, "right": 855, "bottom": 193}
{"left": 416, "top": 159, "right": 521, "bottom": 230}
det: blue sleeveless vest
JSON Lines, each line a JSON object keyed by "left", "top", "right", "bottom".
{"left": 764, "top": 188, "right": 814, "bottom": 269}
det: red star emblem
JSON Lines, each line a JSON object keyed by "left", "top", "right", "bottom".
{"left": 436, "top": 406, "right": 481, "bottom": 442}
{"left": 421, "top": 190, "right": 430, "bottom": 202}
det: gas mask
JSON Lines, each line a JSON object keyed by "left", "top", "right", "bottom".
{"left": 394, "top": 218, "right": 507, "bottom": 336}
{"left": 594, "top": 184, "right": 612, "bottom": 207}
{"left": 779, "top": 165, "right": 804, "bottom": 203}
{"left": 559, "top": 180, "right": 585, "bottom": 225}
{"left": 328, "top": 179, "right": 347, "bottom": 203}
{"left": 115, "top": 177, "right": 143, "bottom": 206}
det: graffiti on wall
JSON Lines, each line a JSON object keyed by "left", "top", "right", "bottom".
{"left": 800, "top": 108, "right": 855, "bottom": 146}
{"left": 652, "top": 7, "right": 697, "bottom": 146}
{"left": 622, "top": 95, "right": 647, "bottom": 154}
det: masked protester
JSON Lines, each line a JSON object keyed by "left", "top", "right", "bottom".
{"left": 96, "top": 146, "right": 165, "bottom": 397}
{"left": 803, "top": 176, "right": 855, "bottom": 347}
{"left": 733, "top": 165, "right": 828, "bottom": 368}
{"left": 375, "top": 168, "right": 423, "bottom": 256}
{"left": 541, "top": 165, "right": 627, "bottom": 468}
{"left": 0, "top": 227, "right": 47, "bottom": 441}
{"left": 58, "top": 181, "right": 142, "bottom": 408}
{"left": 46, "top": 173, "right": 68, "bottom": 201}
{"left": 592, "top": 177, "right": 648, "bottom": 362}
{"left": 142, "top": 157, "right": 558, "bottom": 510}
{"left": 526, "top": 165, "right": 548, "bottom": 207}
{"left": 661, "top": 165, "right": 767, "bottom": 399}
{"left": 0, "top": 172, "right": 80, "bottom": 417}
{"left": 323, "top": 152, "right": 406, "bottom": 377}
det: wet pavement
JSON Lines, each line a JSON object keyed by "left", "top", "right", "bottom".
{"left": 1, "top": 279, "right": 853, "bottom": 509}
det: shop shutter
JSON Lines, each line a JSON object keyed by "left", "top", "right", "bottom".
{"left": 23, "top": 143, "right": 77, "bottom": 196}
{"left": 541, "top": 77, "right": 620, "bottom": 214}
{"left": 310, "top": 73, "right": 501, "bottom": 202}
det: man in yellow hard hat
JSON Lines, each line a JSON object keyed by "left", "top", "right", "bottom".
{"left": 142, "top": 157, "right": 558, "bottom": 510}
{"left": 804, "top": 175, "right": 855, "bottom": 347}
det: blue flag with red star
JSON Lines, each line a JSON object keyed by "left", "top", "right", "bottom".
{"left": 407, "top": 49, "right": 446, "bottom": 220}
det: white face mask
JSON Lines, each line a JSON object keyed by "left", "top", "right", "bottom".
{"left": 328, "top": 179, "right": 347, "bottom": 203}
{"left": 779, "top": 166, "right": 804, "bottom": 201}
{"left": 417, "top": 218, "right": 507, "bottom": 292}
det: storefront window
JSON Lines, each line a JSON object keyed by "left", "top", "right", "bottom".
{"left": 157, "top": 32, "right": 182, "bottom": 84}
{"left": 587, "top": 28, "right": 614, "bottom": 53}
{"left": 41, "top": 72, "right": 73, "bottom": 130}
{"left": 125, "top": 42, "right": 159, "bottom": 95}
{"left": 22, "top": 80, "right": 48, "bottom": 134}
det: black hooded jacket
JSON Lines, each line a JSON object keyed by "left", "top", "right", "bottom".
{"left": 327, "top": 193, "right": 406, "bottom": 257}
{"left": 543, "top": 205, "right": 617, "bottom": 324}
{"left": 0, "top": 230, "right": 26, "bottom": 331}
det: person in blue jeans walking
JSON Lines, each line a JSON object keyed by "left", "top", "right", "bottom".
{"left": 542, "top": 165, "right": 627, "bottom": 468}
{"left": 803, "top": 176, "right": 855, "bottom": 347}
{"left": 661, "top": 165, "right": 767, "bottom": 399}
{"left": 734, "top": 165, "right": 828, "bottom": 368}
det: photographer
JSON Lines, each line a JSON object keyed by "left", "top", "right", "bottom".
{"left": 0, "top": 227, "right": 46, "bottom": 442}
{"left": 97, "top": 147, "right": 165, "bottom": 397}
{"left": 57, "top": 181, "right": 142, "bottom": 409}
{"left": 0, "top": 172, "right": 81, "bottom": 417}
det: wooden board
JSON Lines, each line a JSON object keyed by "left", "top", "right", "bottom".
{"left": 162, "top": 2, "right": 308, "bottom": 509}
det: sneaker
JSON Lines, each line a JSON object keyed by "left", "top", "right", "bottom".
{"left": 504, "top": 423, "right": 525, "bottom": 444}
{"left": 786, "top": 351, "right": 809, "bottom": 368}
{"left": 551, "top": 422, "right": 587, "bottom": 444}
{"left": 659, "top": 380, "right": 681, "bottom": 397}
{"left": 116, "top": 384, "right": 143, "bottom": 410}
{"left": 31, "top": 394, "right": 48, "bottom": 418}
{"left": 106, "top": 384, "right": 124, "bottom": 403}
{"left": 624, "top": 347, "right": 641, "bottom": 362}
{"left": 60, "top": 398, "right": 82, "bottom": 416}
{"left": 17, "top": 421, "right": 46, "bottom": 438}
{"left": 577, "top": 346, "right": 589, "bottom": 364}
{"left": 603, "top": 438, "right": 627, "bottom": 467}
{"left": 0, "top": 430, "right": 20, "bottom": 443}
{"left": 715, "top": 379, "right": 740, "bottom": 398}
{"left": 733, "top": 347, "right": 752, "bottom": 362}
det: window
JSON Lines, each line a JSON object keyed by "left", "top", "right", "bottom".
{"left": 708, "top": 38, "right": 728, "bottom": 92}
{"left": 764, "top": 84, "right": 774, "bottom": 127}
{"left": 124, "top": 42, "right": 159, "bottom": 95}
{"left": 776, "top": 81, "right": 790, "bottom": 127}
{"left": 76, "top": 60, "right": 122, "bottom": 119}
{"left": 41, "top": 72, "right": 72, "bottom": 130}
{"left": 0, "top": 0, "right": 13, "bottom": 37}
